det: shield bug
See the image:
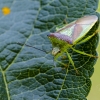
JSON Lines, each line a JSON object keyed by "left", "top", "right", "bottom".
{"left": 48, "top": 15, "right": 99, "bottom": 73}
{"left": 18, "top": 15, "right": 99, "bottom": 73}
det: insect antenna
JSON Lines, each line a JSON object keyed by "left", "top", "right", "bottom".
{"left": 17, "top": 42, "right": 47, "bottom": 53}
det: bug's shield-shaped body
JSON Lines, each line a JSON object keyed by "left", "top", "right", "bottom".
{"left": 48, "top": 15, "right": 98, "bottom": 72}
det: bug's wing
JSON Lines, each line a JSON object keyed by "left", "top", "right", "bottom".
{"left": 57, "top": 15, "right": 98, "bottom": 44}
{"left": 57, "top": 21, "right": 75, "bottom": 37}
{"left": 72, "top": 15, "right": 98, "bottom": 43}
{"left": 55, "top": 21, "right": 76, "bottom": 44}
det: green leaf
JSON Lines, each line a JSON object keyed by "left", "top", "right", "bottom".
{"left": 0, "top": 0, "right": 99, "bottom": 100}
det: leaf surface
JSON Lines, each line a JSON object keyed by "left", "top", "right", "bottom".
{"left": 0, "top": 0, "right": 99, "bottom": 100}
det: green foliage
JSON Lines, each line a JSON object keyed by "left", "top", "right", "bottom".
{"left": 0, "top": 0, "right": 99, "bottom": 100}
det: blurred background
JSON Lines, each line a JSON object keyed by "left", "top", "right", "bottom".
{"left": 87, "top": 0, "right": 100, "bottom": 100}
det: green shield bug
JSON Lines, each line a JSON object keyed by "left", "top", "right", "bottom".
{"left": 18, "top": 15, "right": 99, "bottom": 73}
{"left": 48, "top": 15, "right": 99, "bottom": 73}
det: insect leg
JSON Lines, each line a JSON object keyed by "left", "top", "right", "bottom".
{"left": 70, "top": 47, "right": 98, "bottom": 58}
{"left": 53, "top": 52, "right": 68, "bottom": 67}
{"left": 76, "top": 30, "right": 98, "bottom": 45}
{"left": 55, "top": 59, "right": 68, "bottom": 67}
{"left": 65, "top": 51, "right": 78, "bottom": 73}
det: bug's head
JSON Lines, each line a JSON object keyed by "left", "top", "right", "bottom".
{"left": 48, "top": 32, "right": 72, "bottom": 52}
{"left": 48, "top": 33, "right": 73, "bottom": 44}
{"left": 52, "top": 47, "right": 61, "bottom": 56}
